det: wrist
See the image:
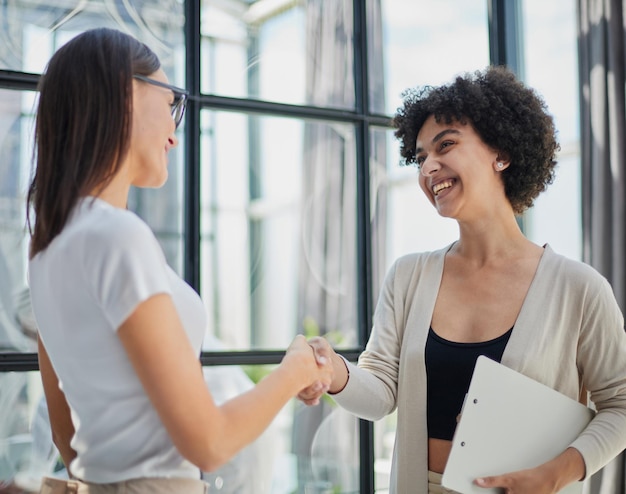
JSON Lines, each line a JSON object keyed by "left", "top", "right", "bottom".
{"left": 542, "top": 447, "right": 586, "bottom": 490}
{"left": 277, "top": 353, "right": 311, "bottom": 395}
{"left": 328, "top": 354, "right": 349, "bottom": 394}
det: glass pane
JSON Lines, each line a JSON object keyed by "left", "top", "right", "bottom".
{"left": 0, "top": 368, "right": 359, "bottom": 493}
{"left": 0, "top": 1, "right": 185, "bottom": 80}
{"left": 200, "top": 0, "right": 355, "bottom": 109}
{"left": 370, "top": 0, "right": 490, "bottom": 115}
{"left": 200, "top": 111, "right": 358, "bottom": 351}
{"left": 521, "top": 0, "right": 581, "bottom": 261}
{"left": 0, "top": 371, "right": 55, "bottom": 491}
{"left": 0, "top": 88, "right": 37, "bottom": 353}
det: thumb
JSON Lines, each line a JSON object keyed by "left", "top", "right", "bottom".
{"left": 309, "top": 344, "right": 328, "bottom": 366}
{"left": 475, "top": 475, "right": 507, "bottom": 488}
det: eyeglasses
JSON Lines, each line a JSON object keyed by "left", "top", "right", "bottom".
{"left": 133, "top": 74, "right": 189, "bottom": 129}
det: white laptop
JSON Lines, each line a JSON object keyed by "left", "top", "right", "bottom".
{"left": 442, "top": 355, "right": 594, "bottom": 494}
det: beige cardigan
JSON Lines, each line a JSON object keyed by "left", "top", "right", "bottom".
{"left": 333, "top": 244, "right": 626, "bottom": 493}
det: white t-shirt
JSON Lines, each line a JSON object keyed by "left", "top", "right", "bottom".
{"left": 29, "top": 197, "right": 206, "bottom": 482}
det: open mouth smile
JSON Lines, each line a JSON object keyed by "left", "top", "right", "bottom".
{"left": 432, "top": 179, "right": 455, "bottom": 196}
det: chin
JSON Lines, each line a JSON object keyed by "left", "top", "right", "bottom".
{"left": 152, "top": 175, "right": 168, "bottom": 188}
{"left": 136, "top": 173, "right": 168, "bottom": 189}
{"left": 435, "top": 206, "right": 457, "bottom": 219}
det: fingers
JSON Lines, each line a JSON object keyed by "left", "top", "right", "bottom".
{"left": 297, "top": 382, "right": 329, "bottom": 406}
{"left": 286, "top": 334, "right": 308, "bottom": 352}
{"left": 474, "top": 476, "right": 496, "bottom": 487}
{"left": 297, "top": 380, "right": 329, "bottom": 406}
{"left": 475, "top": 476, "right": 512, "bottom": 491}
{"left": 474, "top": 475, "right": 525, "bottom": 493}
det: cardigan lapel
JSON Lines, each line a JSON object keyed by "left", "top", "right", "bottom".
{"left": 501, "top": 244, "right": 554, "bottom": 372}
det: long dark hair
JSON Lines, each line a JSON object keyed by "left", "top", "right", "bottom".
{"left": 27, "top": 27, "right": 160, "bottom": 258}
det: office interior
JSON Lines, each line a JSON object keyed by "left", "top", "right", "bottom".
{"left": 0, "top": 0, "right": 624, "bottom": 492}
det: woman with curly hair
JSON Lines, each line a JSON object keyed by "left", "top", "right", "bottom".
{"left": 299, "top": 65, "right": 626, "bottom": 493}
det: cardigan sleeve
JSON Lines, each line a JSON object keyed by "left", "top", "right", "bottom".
{"left": 568, "top": 273, "right": 626, "bottom": 477}
{"left": 331, "top": 258, "right": 404, "bottom": 420}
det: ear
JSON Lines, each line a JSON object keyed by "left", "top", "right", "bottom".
{"left": 494, "top": 154, "right": 510, "bottom": 172}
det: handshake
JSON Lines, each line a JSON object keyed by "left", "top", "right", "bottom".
{"left": 283, "top": 336, "right": 349, "bottom": 406}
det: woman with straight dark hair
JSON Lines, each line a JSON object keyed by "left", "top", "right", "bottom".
{"left": 28, "top": 27, "right": 332, "bottom": 494}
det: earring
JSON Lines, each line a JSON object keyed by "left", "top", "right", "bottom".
{"left": 496, "top": 162, "right": 504, "bottom": 170}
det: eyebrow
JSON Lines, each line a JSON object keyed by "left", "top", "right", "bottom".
{"left": 415, "top": 128, "right": 462, "bottom": 154}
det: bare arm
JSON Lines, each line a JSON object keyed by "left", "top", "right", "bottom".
{"left": 38, "top": 336, "right": 76, "bottom": 475}
{"left": 117, "top": 293, "right": 332, "bottom": 472}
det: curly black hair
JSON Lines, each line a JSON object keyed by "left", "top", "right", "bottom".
{"left": 392, "top": 65, "right": 559, "bottom": 214}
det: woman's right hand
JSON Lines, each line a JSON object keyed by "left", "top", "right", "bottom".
{"left": 297, "top": 336, "right": 349, "bottom": 405}
{"left": 282, "top": 335, "right": 333, "bottom": 403}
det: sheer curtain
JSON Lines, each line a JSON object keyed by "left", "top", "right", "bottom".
{"left": 578, "top": 0, "right": 626, "bottom": 492}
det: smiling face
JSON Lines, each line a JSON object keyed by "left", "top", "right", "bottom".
{"left": 415, "top": 115, "right": 509, "bottom": 220}
{"left": 127, "top": 68, "right": 179, "bottom": 188}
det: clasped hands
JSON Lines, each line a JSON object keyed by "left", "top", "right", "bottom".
{"left": 289, "top": 336, "right": 346, "bottom": 406}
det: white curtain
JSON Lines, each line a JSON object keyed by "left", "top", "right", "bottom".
{"left": 578, "top": 0, "right": 626, "bottom": 491}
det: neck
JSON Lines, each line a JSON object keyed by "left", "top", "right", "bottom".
{"left": 89, "top": 165, "right": 131, "bottom": 209}
{"left": 452, "top": 213, "right": 541, "bottom": 265}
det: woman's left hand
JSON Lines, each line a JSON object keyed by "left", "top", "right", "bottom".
{"left": 475, "top": 467, "right": 559, "bottom": 493}
{"left": 474, "top": 447, "right": 585, "bottom": 493}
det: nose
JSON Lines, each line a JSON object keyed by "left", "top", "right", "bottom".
{"left": 419, "top": 155, "right": 440, "bottom": 177}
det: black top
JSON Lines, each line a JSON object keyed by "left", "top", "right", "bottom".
{"left": 425, "top": 326, "right": 513, "bottom": 441}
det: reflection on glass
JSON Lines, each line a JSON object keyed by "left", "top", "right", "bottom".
{"left": 0, "top": 1, "right": 184, "bottom": 75}
{"left": 370, "top": 0, "right": 489, "bottom": 115}
{"left": 200, "top": 0, "right": 355, "bottom": 109}
{"left": 199, "top": 111, "right": 360, "bottom": 351}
